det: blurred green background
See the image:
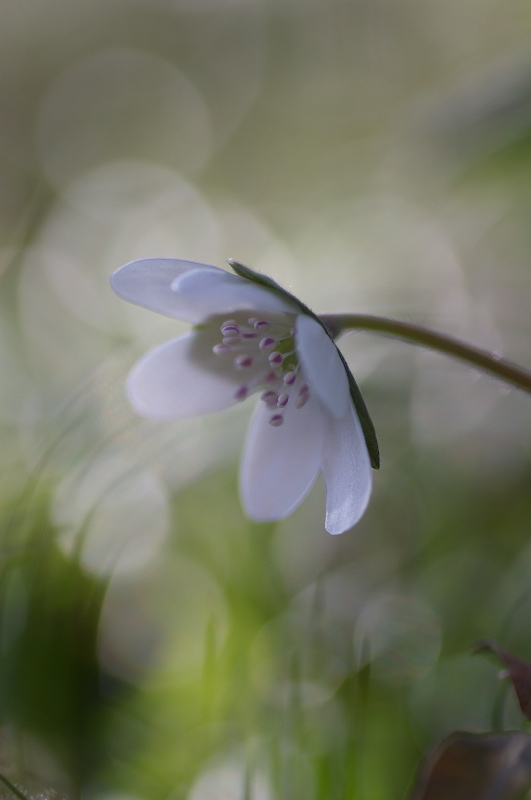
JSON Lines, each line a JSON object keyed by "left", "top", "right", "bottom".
{"left": 2, "top": 0, "right": 531, "bottom": 797}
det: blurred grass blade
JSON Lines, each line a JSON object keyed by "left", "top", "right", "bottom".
{"left": 0, "top": 775, "right": 29, "bottom": 800}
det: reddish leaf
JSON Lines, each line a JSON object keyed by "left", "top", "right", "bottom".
{"left": 410, "top": 731, "right": 531, "bottom": 800}
{"left": 476, "top": 639, "right": 531, "bottom": 720}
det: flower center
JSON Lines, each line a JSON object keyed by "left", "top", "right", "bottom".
{"left": 212, "top": 316, "right": 310, "bottom": 426}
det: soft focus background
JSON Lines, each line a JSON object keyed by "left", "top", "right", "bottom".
{"left": 2, "top": 0, "right": 531, "bottom": 797}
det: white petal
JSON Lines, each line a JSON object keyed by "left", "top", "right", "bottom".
{"left": 295, "top": 314, "right": 350, "bottom": 418}
{"left": 240, "top": 392, "right": 325, "bottom": 522}
{"left": 110, "top": 258, "right": 222, "bottom": 322}
{"left": 127, "top": 331, "right": 252, "bottom": 419}
{"left": 173, "top": 268, "right": 299, "bottom": 318}
{"left": 321, "top": 401, "right": 372, "bottom": 535}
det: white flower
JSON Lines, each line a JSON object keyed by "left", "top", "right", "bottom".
{"left": 110, "top": 258, "right": 379, "bottom": 534}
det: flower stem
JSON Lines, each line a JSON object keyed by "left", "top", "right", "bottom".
{"left": 321, "top": 314, "right": 531, "bottom": 395}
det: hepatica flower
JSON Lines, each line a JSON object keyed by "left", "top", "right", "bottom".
{"left": 111, "top": 258, "right": 379, "bottom": 534}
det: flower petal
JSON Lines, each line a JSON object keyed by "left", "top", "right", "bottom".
{"left": 111, "top": 258, "right": 223, "bottom": 322}
{"left": 295, "top": 314, "right": 350, "bottom": 418}
{"left": 173, "top": 268, "right": 300, "bottom": 318}
{"left": 127, "top": 330, "right": 253, "bottom": 419}
{"left": 321, "top": 401, "right": 372, "bottom": 535}
{"left": 240, "top": 392, "right": 325, "bottom": 522}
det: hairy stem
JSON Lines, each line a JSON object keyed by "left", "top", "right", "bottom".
{"left": 321, "top": 314, "right": 531, "bottom": 395}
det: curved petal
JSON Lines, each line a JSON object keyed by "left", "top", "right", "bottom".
{"left": 127, "top": 331, "right": 255, "bottom": 419}
{"left": 295, "top": 314, "right": 350, "bottom": 418}
{"left": 173, "top": 268, "right": 300, "bottom": 319}
{"left": 240, "top": 392, "right": 325, "bottom": 522}
{"left": 110, "top": 258, "right": 222, "bottom": 322}
{"left": 321, "top": 401, "right": 372, "bottom": 535}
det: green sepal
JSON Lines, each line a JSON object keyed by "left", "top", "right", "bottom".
{"left": 228, "top": 259, "right": 316, "bottom": 318}
{"left": 335, "top": 348, "right": 380, "bottom": 469}
{"left": 228, "top": 259, "right": 380, "bottom": 469}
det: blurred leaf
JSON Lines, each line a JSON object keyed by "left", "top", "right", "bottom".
{"left": 0, "top": 491, "right": 121, "bottom": 792}
{"left": 410, "top": 731, "right": 531, "bottom": 800}
{"left": 429, "top": 57, "right": 531, "bottom": 180}
{"left": 475, "top": 640, "right": 531, "bottom": 721}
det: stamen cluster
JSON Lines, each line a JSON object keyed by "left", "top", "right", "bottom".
{"left": 212, "top": 316, "right": 310, "bottom": 426}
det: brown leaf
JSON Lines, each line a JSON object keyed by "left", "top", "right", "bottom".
{"left": 410, "top": 731, "right": 531, "bottom": 800}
